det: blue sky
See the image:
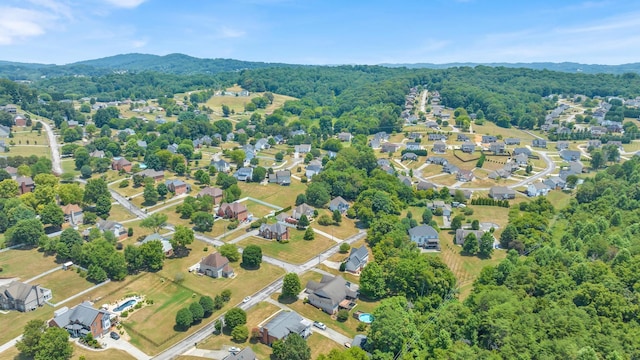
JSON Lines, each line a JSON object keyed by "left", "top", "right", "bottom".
{"left": 2, "top": 0, "right": 640, "bottom": 65}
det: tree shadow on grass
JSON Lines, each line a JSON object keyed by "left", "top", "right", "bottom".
{"left": 277, "top": 295, "right": 297, "bottom": 305}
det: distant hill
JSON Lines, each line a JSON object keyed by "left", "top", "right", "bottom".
{"left": 379, "top": 61, "right": 640, "bottom": 75}
{"left": 2, "top": 53, "right": 640, "bottom": 80}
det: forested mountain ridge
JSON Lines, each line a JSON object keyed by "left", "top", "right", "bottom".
{"left": 382, "top": 61, "right": 640, "bottom": 75}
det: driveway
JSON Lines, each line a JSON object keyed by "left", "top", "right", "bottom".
{"left": 102, "top": 335, "right": 151, "bottom": 360}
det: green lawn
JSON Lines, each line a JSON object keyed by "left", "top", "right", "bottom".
{"left": 311, "top": 209, "right": 360, "bottom": 240}
{"left": 108, "top": 204, "right": 138, "bottom": 222}
{"left": 60, "top": 159, "right": 79, "bottom": 175}
{"left": 244, "top": 200, "right": 278, "bottom": 218}
{"left": 238, "top": 230, "right": 335, "bottom": 264}
{"left": 7, "top": 146, "right": 51, "bottom": 158}
{"left": 0, "top": 248, "right": 60, "bottom": 280}
{"left": 0, "top": 338, "right": 137, "bottom": 360}
{"left": 546, "top": 190, "right": 573, "bottom": 210}
{"left": 237, "top": 180, "right": 307, "bottom": 208}
{"left": 35, "top": 269, "right": 96, "bottom": 303}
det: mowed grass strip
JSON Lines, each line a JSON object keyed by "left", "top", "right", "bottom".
{"left": 238, "top": 230, "right": 335, "bottom": 265}
{"left": 236, "top": 180, "right": 307, "bottom": 208}
{"left": 36, "top": 269, "right": 95, "bottom": 303}
{"left": 0, "top": 248, "right": 60, "bottom": 280}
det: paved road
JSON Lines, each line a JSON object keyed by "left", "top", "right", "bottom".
{"left": 39, "top": 119, "right": 62, "bottom": 175}
{"left": 419, "top": 89, "right": 428, "bottom": 113}
{"left": 0, "top": 336, "right": 21, "bottom": 355}
{"left": 103, "top": 334, "right": 152, "bottom": 359}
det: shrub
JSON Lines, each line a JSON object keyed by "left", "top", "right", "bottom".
{"left": 203, "top": 247, "right": 208, "bottom": 252}
{"left": 231, "top": 325, "right": 249, "bottom": 342}
{"left": 317, "top": 214, "right": 333, "bottom": 226}
{"left": 116, "top": 243, "right": 123, "bottom": 250}
{"left": 134, "top": 302, "right": 142, "bottom": 309}
{"left": 339, "top": 262, "right": 346, "bottom": 272}
{"left": 120, "top": 311, "right": 129, "bottom": 318}
{"left": 337, "top": 309, "right": 349, "bottom": 322}
{"left": 463, "top": 208, "right": 474, "bottom": 216}
{"left": 128, "top": 227, "right": 134, "bottom": 237}
{"left": 146, "top": 299, "right": 154, "bottom": 305}
{"left": 227, "top": 221, "right": 239, "bottom": 230}
{"left": 356, "top": 323, "right": 367, "bottom": 332}
{"left": 339, "top": 243, "right": 350, "bottom": 253}
{"left": 119, "top": 180, "right": 129, "bottom": 188}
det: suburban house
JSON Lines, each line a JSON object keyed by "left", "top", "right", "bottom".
{"left": 140, "top": 233, "right": 174, "bottom": 257}
{"left": 560, "top": 162, "right": 584, "bottom": 180}
{"left": 0, "top": 281, "right": 52, "bottom": 312}
{"left": 50, "top": 302, "right": 111, "bottom": 339}
{"left": 16, "top": 176, "right": 35, "bottom": 195}
{"left": 381, "top": 143, "right": 401, "bottom": 153}
{"left": 527, "top": 182, "right": 551, "bottom": 197}
{"left": 417, "top": 181, "right": 437, "bottom": 191}
{"left": 454, "top": 229, "right": 488, "bottom": 246}
{"left": 337, "top": 132, "right": 353, "bottom": 142}
{"left": 482, "top": 135, "right": 497, "bottom": 143}
{"left": 2, "top": 104, "right": 17, "bottom": 114}
{"left": 3, "top": 166, "right": 17, "bottom": 178}
{"left": 14, "top": 115, "right": 27, "bottom": 127}
{"left": 402, "top": 152, "right": 418, "bottom": 161}
{"left": 461, "top": 142, "right": 475, "bottom": 153}
{"left": 544, "top": 176, "right": 566, "bottom": 190}
{"left": 60, "top": 204, "right": 83, "bottom": 225}
{"left": 165, "top": 179, "right": 191, "bottom": 195}
{"left": 408, "top": 225, "right": 440, "bottom": 250}
{"left": 259, "top": 311, "right": 312, "bottom": 346}
{"left": 344, "top": 245, "right": 369, "bottom": 273}
{"left": 136, "top": 140, "right": 148, "bottom": 149}
{"left": 292, "top": 203, "right": 315, "bottom": 220}
{"left": 428, "top": 133, "right": 447, "bottom": 141}
{"left": 211, "top": 159, "right": 230, "bottom": 173}
{"left": 369, "top": 138, "right": 381, "bottom": 149}
{"left": 489, "top": 186, "right": 516, "bottom": 200}
{"left": 489, "top": 142, "right": 507, "bottom": 155}
{"left": 167, "top": 143, "right": 179, "bottom": 154}
{"left": 197, "top": 186, "right": 224, "bottom": 204}
{"left": 532, "top": 139, "right": 547, "bottom": 148}
{"left": 397, "top": 175, "right": 412, "bottom": 187}
{"left": 193, "top": 136, "right": 213, "bottom": 148}
{"left": 405, "top": 142, "right": 422, "bottom": 151}
{"left": 450, "top": 188, "right": 473, "bottom": 200}
{"left": 457, "top": 134, "right": 469, "bottom": 142}
{"left": 432, "top": 141, "right": 447, "bottom": 154}
{"left": 513, "top": 148, "right": 532, "bottom": 157}
{"left": 443, "top": 163, "right": 460, "bottom": 174}
{"left": 89, "top": 150, "right": 105, "bottom": 158}
{"left": 560, "top": 150, "right": 581, "bottom": 162}
{"left": 456, "top": 169, "right": 475, "bottom": 182}
{"left": 258, "top": 223, "right": 290, "bottom": 241}
{"left": 0, "top": 124, "right": 13, "bottom": 137}
{"left": 138, "top": 169, "right": 164, "bottom": 182}
{"left": 268, "top": 170, "right": 291, "bottom": 186}
{"left": 514, "top": 153, "right": 529, "bottom": 166}
{"left": 556, "top": 141, "right": 570, "bottom": 150}
{"left": 328, "top": 196, "right": 349, "bottom": 213}
{"left": 199, "top": 252, "right": 234, "bottom": 278}
{"left": 294, "top": 144, "right": 311, "bottom": 154}
{"left": 217, "top": 203, "right": 249, "bottom": 222}
{"left": 377, "top": 158, "right": 390, "bottom": 166}
{"left": 96, "top": 219, "right": 128, "bottom": 240}
{"left": 254, "top": 138, "right": 270, "bottom": 151}
{"left": 504, "top": 138, "right": 520, "bottom": 145}
{"left": 588, "top": 139, "right": 602, "bottom": 148}
{"left": 234, "top": 167, "right": 253, "bottom": 182}
{"left": 427, "top": 156, "right": 448, "bottom": 166}
{"left": 305, "top": 275, "right": 358, "bottom": 314}
{"left": 305, "top": 164, "right": 323, "bottom": 178}
{"left": 111, "top": 157, "right": 132, "bottom": 172}
{"left": 224, "top": 348, "right": 257, "bottom": 360}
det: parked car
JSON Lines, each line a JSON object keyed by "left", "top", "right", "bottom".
{"left": 242, "top": 296, "right": 251, "bottom": 303}
{"left": 344, "top": 342, "right": 351, "bottom": 348}
{"left": 110, "top": 332, "right": 120, "bottom": 340}
{"left": 313, "top": 321, "right": 327, "bottom": 330}
{"left": 229, "top": 347, "right": 241, "bottom": 354}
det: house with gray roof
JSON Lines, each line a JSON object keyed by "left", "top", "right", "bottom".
{"left": 0, "top": 281, "right": 51, "bottom": 312}
{"left": 305, "top": 164, "right": 323, "bottom": 178}
{"left": 527, "top": 182, "right": 551, "bottom": 197}
{"left": 432, "top": 141, "right": 447, "bottom": 154}
{"left": 427, "top": 156, "right": 448, "bottom": 166}
{"left": 489, "top": 186, "right": 515, "bottom": 200}
{"left": 136, "top": 140, "right": 148, "bottom": 149}
{"left": 49, "top": 302, "right": 111, "bottom": 338}
{"left": 455, "top": 229, "right": 488, "bottom": 246}
{"left": 559, "top": 161, "right": 584, "bottom": 180}
{"left": 337, "top": 132, "right": 353, "bottom": 142}
{"left": 328, "top": 196, "right": 349, "bottom": 213}
{"left": 461, "top": 142, "right": 475, "bottom": 153}
{"left": 268, "top": 170, "right": 291, "bottom": 185}
{"left": 233, "top": 167, "right": 253, "bottom": 182}
{"left": 443, "top": 163, "right": 459, "bottom": 174}
{"left": 295, "top": 144, "right": 311, "bottom": 154}
{"left": 417, "top": 181, "right": 437, "bottom": 191}
{"left": 381, "top": 143, "right": 401, "bottom": 153}
{"left": 259, "top": 223, "right": 289, "bottom": 241}
{"left": 211, "top": 159, "right": 230, "bottom": 173}
{"left": 402, "top": 152, "right": 418, "bottom": 161}
{"left": 559, "top": 150, "right": 581, "bottom": 162}
{"left": 544, "top": 176, "right": 566, "bottom": 190}
{"left": 199, "top": 253, "right": 234, "bottom": 278}
{"left": 504, "top": 138, "right": 520, "bottom": 145}
{"left": 96, "top": 219, "right": 128, "bottom": 240}
{"left": 344, "top": 246, "right": 368, "bottom": 273}
{"left": 514, "top": 153, "right": 529, "bottom": 166}
{"left": 532, "top": 139, "right": 547, "bottom": 148}
{"left": 140, "top": 233, "right": 173, "bottom": 257}
{"left": 255, "top": 138, "right": 270, "bottom": 151}
{"left": 292, "top": 203, "right": 315, "bottom": 220}
{"left": 409, "top": 225, "right": 439, "bottom": 249}
{"left": 0, "top": 125, "right": 11, "bottom": 138}
{"left": 428, "top": 133, "right": 447, "bottom": 141}
{"left": 259, "top": 311, "right": 311, "bottom": 345}
{"left": 457, "top": 134, "right": 469, "bottom": 142}
{"left": 489, "top": 142, "right": 507, "bottom": 155}
{"left": 513, "top": 147, "right": 532, "bottom": 157}
{"left": 482, "top": 135, "right": 497, "bottom": 143}
{"left": 305, "top": 275, "right": 358, "bottom": 314}
{"left": 556, "top": 141, "right": 569, "bottom": 150}
{"left": 405, "top": 142, "right": 422, "bottom": 151}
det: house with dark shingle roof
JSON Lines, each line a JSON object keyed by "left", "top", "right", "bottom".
{"left": 259, "top": 223, "right": 290, "bottom": 241}
{"left": 328, "top": 196, "right": 349, "bottom": 213}
{"left": 224, "top": 347, "right": 257, "bottom": 360}
{"left": 532, "top": 139, "right": 547, "bottom": 148}
{"left": 408, "top": 225, "right": 439, "bottom": 249}
{"left": 306, "top": 275, "right": 358, "bottom": 314}
{"left": 199, "top": 253, "right": 234, "bottom": 278}
{"left": 259, "top": 311, "right": 311, "bottom": 346}
{"left": 344, "top": 246, "right": 368, "bottom": 273}
{"left": 49, "top": 301, "right": 111, "bottom": 338}
{"left": 461, "top": 142, "right": 475, "bottom": 153}
{"left": 140, "top": 233, "right": 174, "bottom": 257}
{"left": 292, "top": 203, "right": 314, "bottom": 220}
{"left": 0, "top": 281, "right": 52, "bottom": 312}
{"left": 454, "top": 229, "right": 488, "bottom": 246}
{"left": 197, "top": 186, "right": 224, "bottom": 204}
{"left": 489, "top": 186, "right": 515, "bottom": 200}
{"left": 217, "top": 203, "right": 248, "bottom": 222}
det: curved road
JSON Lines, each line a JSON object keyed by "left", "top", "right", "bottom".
{"left": 39, "top": 119, "right": 62, "bottom": 175}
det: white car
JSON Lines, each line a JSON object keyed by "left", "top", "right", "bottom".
{"left": 313, "top": 321, "right": 327, "bottom": 330}
{"left": 229, "top": 347, "right": 241, "bottom": 353}
{"left": 242, "top": 296, "right": 251, "bottom": 303}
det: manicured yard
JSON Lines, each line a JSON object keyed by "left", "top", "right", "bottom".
{"left": 0, "top": 304, "right": 53, "bottom": 345}
{"left": 243, "top": 200, "right": 279, "bottom": 218}
{"left": 108, "top": 204, "right": 138, "bottom": 222}
{"left": 308, "top": 332, "right": 344, "bottom": 358}
{"left": 36, "top": 269, "right": 96, "bottom": 303}
{"left": 7, "top": 145, "right": 51, "bottom": 158}
{"left": 473, "top": 122, "right": 538, "bottom": 141}
{"left": 236, "top": 180, "right": 307, "bottom": 208}
{"left": 110, "top": 182, "right": 143, "bottom": 198}
{"left": 0, "top": 248, "right": 60, "bottom": 280}
{"left": 311, "top": 210, "right": 360, "bottom": 240}
{"left": 60, "top": 159, "right": 80, "bottom": 175}
{"left": 0, "top": 342, "right": 136, "bottom": 360}
{"left": 10, "top": 130, "right": 49, "bottom": 146}
{"left": 546, "top": 190, "right": 573, "bottom": 209}
{"left": 238, "top": 231, "right": 335, "bottom": 264}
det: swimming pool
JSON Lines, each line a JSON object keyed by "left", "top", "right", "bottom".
{"left": 358, "top": 313, "right": 374, "bottom": 324}
{"left": 114, "top": 299, "right": 136, "bottom": 312}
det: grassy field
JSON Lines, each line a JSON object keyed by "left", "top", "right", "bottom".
{"left": 308, "top": 333, "right": 344, "bottom": 359}
{"left": 236, "top": 180, "right": 307, "bottom": 208}
{"left": 0, "top": 248, "right": 60, "bottom": 280}
{"left": 10, "top": 131, "right": 49, "bottom": 145}
{"left": 60, "top": 158, "right": 80, "bottom": 175}
{"left": 244, "top": 200, "right": 278, "bottom": 218}
{"left": 0, "top": 342, "right": 136, "bottom": 360}
{"left": 110, "top": 182, "right": 143, "bottom": 198}
{"left": 473, "top": 122, "right": 538, "bottom": 142}
{"left": 36, "top": 269, "right": 95, "bottom": 303}
{"left": 311, "top": 210, "right": 360, "bottom": 240}
{"left": 238, "top": 231, "right": 335, "bottom": 264}
{"left": 437, "top": 240, "right": 507, "bottom": 300}
{"left": 108, "top": 204, "right": 138, "bottom": 222}
{"left": 7, "top": 145, "right": 51, "bottom": 158}
{"left": 546, "top": 190, "right": 573, "bottom": 209}
{"left": 0, "top": 304, "right": 53, "bottom": 345}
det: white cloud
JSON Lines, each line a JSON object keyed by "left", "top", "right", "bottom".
{"left": 218, "top": 26, "right": 246, "bottom": 39}
{"left": 0, "top": 7, "right": 51, "bottom": 45}
{"left": 103, "top": 0, "right": 147, "bottom": 9}
{"left": 132, "top": 39, "right": 147, "bottom": 48}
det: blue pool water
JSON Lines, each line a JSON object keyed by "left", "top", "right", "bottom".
{"left": 358, "top": 313, "right": 374, "bottom": 324}
{"left": 114, "top": 299, "right": 136, "bottom": 312}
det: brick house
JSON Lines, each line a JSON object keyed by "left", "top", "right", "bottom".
{"left": 197, "top": 186, "right": 224, "bottom": 204}
{"left": 111, "top": 157, "right": 132, "bottom": 172}
{"left": 217, "top": 202, "right": 249, "bottom": 222}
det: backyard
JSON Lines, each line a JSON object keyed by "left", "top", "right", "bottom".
{"left": 36, "top": 268, "right": 96, "bottom": 304}
{"left": 236, "top": 181, "right": 307, "bottom": 208}
{"left": 237, "top": 230, "right": 336, "bottom": 264}
{"left": 0, "top": 248, "right": 60, "bottom": 280}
